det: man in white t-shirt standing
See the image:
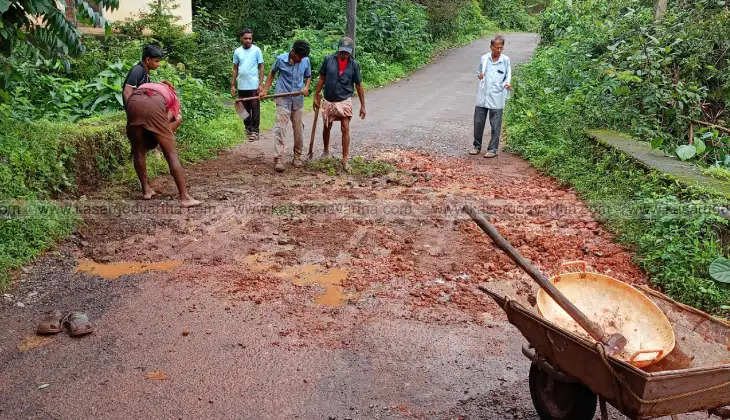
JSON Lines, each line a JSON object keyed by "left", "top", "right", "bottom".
{"left": 231, "top": 28, "right": 264, "bottom": 142}
{"left": 471, "top": 35, "right": 511, "bottom": 158}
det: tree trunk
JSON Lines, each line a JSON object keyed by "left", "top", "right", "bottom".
{"left": 654, "top": 0, "right": 668, "bottom": 21}
{"left": 346, "top": 0, "right": 357, "bottom": 56}
{"left": 65, "top": 0, "right": 77, "bottom": 26}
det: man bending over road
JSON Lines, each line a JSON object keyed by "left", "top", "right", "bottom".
{"left": 122, "top": 45, "right": 162, "bottom": 107}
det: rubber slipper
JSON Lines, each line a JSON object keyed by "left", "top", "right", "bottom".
{"left": 63, "top": 312, "right": 94, "bottom": 337}
{"left": 36, "top": 310, "right": 65, "bottom": 335}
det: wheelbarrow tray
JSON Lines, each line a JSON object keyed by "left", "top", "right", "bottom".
{"left": 483, "top": 285, "right": 730, "bottom": 418}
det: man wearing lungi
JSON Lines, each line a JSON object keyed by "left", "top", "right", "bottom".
{"left": 313, "top": 36, "right": 367, "bottom": 173}
{"left": 125, "top": 81, "right": 201, "bottom": 208}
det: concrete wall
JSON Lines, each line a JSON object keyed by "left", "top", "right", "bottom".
{"left": 102, "top": 0, "right": 193, "bottom": 32}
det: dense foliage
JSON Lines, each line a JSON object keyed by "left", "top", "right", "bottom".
{"left": 505, "top": 0, "right": 730, "bottom": 313}
{"left": 480, "top": 0, "right": 536, "bottom": 31}
{"left": 0, "top": 0, "right": 117, "bottom": 58}
{"left": 538, "top": 0, "right": 729, "bottom": 165}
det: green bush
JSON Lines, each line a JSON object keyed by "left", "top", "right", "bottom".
{"left": 358, "top": 0, "right": 432, "bottom": 63}
{"left": 71, "top": 37, "right": 144, "bottom": 80}
{"left": 0, "top": 201, "right": 78, "bottom": 287}
{"left": 0, "top": 114, "right": 128, "bottom": 199}
{"left": 537, "top": 0, "right": 730, "bottom": 166}
{"left": 481, "top": 0, "right": 536, "bottom": 31}
{"left": 190, "top": 0, "right": 343, "bottom": 45}
{"left": 417, "top": 0, "right": 493, "bottom": 41}
{"left": 0, "top": 115, "right": 127, "bottom": 286}
{"left": 505, "top": 7, "right": 730, "bottom": 312}
{"left": 188, "top": 8, "right": 240, "bottom": 89}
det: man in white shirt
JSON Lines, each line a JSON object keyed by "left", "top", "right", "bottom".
{"left": 471, "top": 35, "right": 512, "bottom": 158}
{"left": 231, "top": 28, "right": 264, "bottom": 142}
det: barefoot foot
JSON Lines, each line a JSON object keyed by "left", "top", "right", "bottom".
{"left": 180, "top": 198, "right": 202, "bottom": 208}
{"left": 142, "top": 190, "right": 157, "bottom": 200}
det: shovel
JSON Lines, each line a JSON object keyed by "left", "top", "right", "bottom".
{"left": 235, "top": 101, "right": 250, "bottom": 122}
{"left": 234, "top": 91, "right": 306, "bottom": 121}
{"left": 463, "top": 205, "right": 628, "bottom": 355}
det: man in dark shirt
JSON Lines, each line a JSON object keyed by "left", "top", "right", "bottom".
{"left": 313, "top": 36, "right": 366, "bottom": 172}
{"left": 122, "top": 45, "right": 163, "bottom": 107}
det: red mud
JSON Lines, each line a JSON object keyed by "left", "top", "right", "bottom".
{"left": 77, "top": 149, "right": 648, "bottom": 343}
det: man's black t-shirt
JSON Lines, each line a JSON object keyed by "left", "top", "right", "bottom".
{"left": 318, "top": 54, "right": 362, "bottom": 103}
{"left": 122, "top": 62, "right": 150, "bottom": 105}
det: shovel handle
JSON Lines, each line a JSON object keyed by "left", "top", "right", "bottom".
{"left": 235, "top": 91, "right": 303, "bottom": 103}
{"left": 463, "top": 205, "right": 610, "bottom": 345}
{"left": 307, "top": 104, "right": 320, "bottom": 159}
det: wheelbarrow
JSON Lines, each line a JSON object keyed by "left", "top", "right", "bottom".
{"left": 464, "top": 206, "right": 730, "bottom": 418}
{"left": 481, "top": 285, "right": 730, "bottom": 419}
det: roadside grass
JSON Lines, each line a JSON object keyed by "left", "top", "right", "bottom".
{"left": 702, "top": 166, "right": 730, "bottom": 182}
{"left": 0, "top": 201, "right": 78, "bottom": 288}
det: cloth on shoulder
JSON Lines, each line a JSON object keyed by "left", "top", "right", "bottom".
{"left": 138, "top": 83, "right": 181, "bottom": 117}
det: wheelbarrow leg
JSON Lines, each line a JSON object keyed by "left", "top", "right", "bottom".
{"left": 523, "top": 346, "right": 597, "bottom": 420}
{"left": 599, "top": 397, "right": 608, "bottom": 420}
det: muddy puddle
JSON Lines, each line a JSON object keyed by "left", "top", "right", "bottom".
{"left": 286, "top": 266, "right": 349, "bottom": 306}
{"left": 17, "top": 335, "right": 54, "bottom": 352}
{"left": 241, "top": 253, "right": 352, "bottom": 306}
{"left": 75, "top": 259, "right": 182, "bottom": 280}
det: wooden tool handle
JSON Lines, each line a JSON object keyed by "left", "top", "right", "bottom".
{"left": 463, "top": 205, "right": 609, "bottom": 344}
{"left": 235, "top": 91, "right": 303, "bottom": 103}
{"left": 307, "top": 103, "right": 320, "bottom": 159}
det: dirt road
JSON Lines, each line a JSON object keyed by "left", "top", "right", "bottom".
{"left": 0, "top": 34, "right": 690, "bottom": 419}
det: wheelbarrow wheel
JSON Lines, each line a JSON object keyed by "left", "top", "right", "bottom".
{"left": 529, "top": 362, "right": 597, "bottom": 420}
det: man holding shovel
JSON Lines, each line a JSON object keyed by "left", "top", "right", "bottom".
{"left": 231, "top": 28, "right": 264, "bottom": 142}
{"left": 260, "top": 40, "right": 312, "bottom": 172}
{"left": 312, "top": 36, "right": 366, "bottom": 172}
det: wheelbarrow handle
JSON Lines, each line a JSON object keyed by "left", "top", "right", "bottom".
{"left": 463, "top": 205, "right": 618, "bottom": 350}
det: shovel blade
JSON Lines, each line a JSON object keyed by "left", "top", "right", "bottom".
{"left": 235, "top": 103, "right": 249, "bottom": 122}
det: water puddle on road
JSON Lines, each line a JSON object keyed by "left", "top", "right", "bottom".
{"left": 285, "top": 265, "right": 349, "bottom": 306}
{"left": 241, "top": 253, "right": 351, "bottom": 306}
{"left": 17, "top": 335, "right": 54, "bottom": 352}
{"left": 75, "top": 259, "right": 183, "bottom": 280}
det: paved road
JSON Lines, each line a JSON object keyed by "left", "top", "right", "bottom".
{"left": 1, "top": 33, "right": 695, "bottom": 420}
{"left": 306, "top": 33, "right": 540, "bottom": 158}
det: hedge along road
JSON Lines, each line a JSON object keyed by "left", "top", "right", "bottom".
{"left": 0, "top": 33, "right": 702, "bottom": 419}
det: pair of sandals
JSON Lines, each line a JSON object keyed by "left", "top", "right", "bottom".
{"left": 36, "top": 311, "right": 94, "bottom": 337}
